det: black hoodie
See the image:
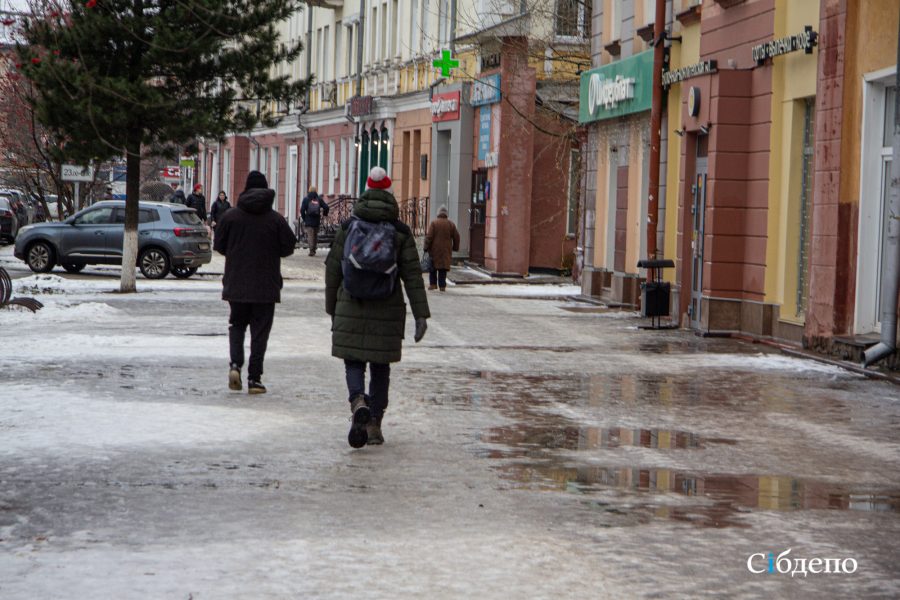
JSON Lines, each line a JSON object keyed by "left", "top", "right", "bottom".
{"left": 214, "top": 188, "right": 296, "bottom": 303}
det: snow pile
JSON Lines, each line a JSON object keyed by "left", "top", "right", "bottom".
{"left": 0, "top": 300, "right": 121, "bottom": 324}
{"left": 669, "top": 352, "right": 856, "bottom": 377}
{"left": 459, "top": 284, "right": 582, "bottom": 298}
{"left": 13, "top": 274, "right": 112, "bottom": 295}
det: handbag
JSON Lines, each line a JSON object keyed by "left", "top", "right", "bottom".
{"left": 420, "top": 251, "right": 433, "bottom": 273}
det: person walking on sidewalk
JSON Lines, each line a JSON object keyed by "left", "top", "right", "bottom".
{"left": 214, "top": 171, "right": 296, "bottom": 394}
{"left": 300, "top": 186, "right": 329, "bottom": 256}
{"left": 325, "top": 166, "right": 430, "bottom": 448}
{"left": 186, "top": 184, "right": 207, "bottom": 222}
{"left": 424, "top": 205, "right": 460, "bottom": 292}
{"left": 209, "top": 191, "right": 231, "bottom": 233}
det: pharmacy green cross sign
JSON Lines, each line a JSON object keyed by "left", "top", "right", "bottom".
{"left": 433, "top": 50, "right": 459, "bottom": 77}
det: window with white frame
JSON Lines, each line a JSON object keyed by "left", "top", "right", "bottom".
{"left": 438, "top": 0, "right": 450, "bottom": 45}
{"left": 259, "top": 146, "right": 267, "bottom": 178}
{"left": 329, "top": 140, "right": 336, "bottom": 195}
{"left": 317, "top": 142, "right": 325, "bottom": 192}
{"left": 643, "top": 0, "right": 654, "bottom": 26}
{"left": 323, "top": 26, "right": 330, "bottom": 81}
{"left": 556, "top": 0, "right": 591, "bottom": 38}
{"left": 269, "top": 147, "right": 279, "bottom": 198}
{"left": 310, "top": 142, "right": 318, "bottom": 192}
{"left": 340, "top": 138, "right": 348, "bottom": 194}
{"left": 223, "top": 149, "right": 231, "bottom": 200}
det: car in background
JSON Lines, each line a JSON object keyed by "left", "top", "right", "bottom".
{"left": 14, "top": 200, "right": 211, "bottom": 278}
{"left": 34, "top": 194, "right": 69, "bottom": 222}
{"left": 0, "top": 189, "right": 33, "bottom": 229}
{"left": 0, "top": 197, "right": 19, "bottom": 243}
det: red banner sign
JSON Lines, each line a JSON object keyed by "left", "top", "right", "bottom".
{"left": 431, "top": 91, "right": 460, "bottom": 122}
{"left": 160, "top": 166, "right": 181, "bottom": 179}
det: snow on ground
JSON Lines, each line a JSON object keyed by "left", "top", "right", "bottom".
{"left": 0, "top": 383, "right": 294, "bottom": 456}
{"left": 452, "top": 283, "right": 582, "bottom": 297}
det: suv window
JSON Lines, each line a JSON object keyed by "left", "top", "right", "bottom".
{"left": 171, "top": 210, "right": 202, "bottom": 225}
{"left": 112, "top": 208, "right": 160, "bottom": 223}
{"left": 74, "top": 207, "right": 114, "bottom": 225}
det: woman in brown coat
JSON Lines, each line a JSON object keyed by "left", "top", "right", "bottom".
{"left": 424, "top": 205, "right": 460, "bottom": 291}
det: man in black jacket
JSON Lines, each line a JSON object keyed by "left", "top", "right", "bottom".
{"left": 186, "top": 184, "right": 207, "bottom": 222}
{"left": 299, "top": 186, "right": 329, "bottom": 256}
{"left": 214, "top": 171, "right": 296, "bottom": 394}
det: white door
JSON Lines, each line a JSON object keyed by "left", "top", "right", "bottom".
{"left": 856, "top": 76, "right": 896, "bottom": 334}
{"left": 287, "top": 145, "right": 298, "bottom": 223}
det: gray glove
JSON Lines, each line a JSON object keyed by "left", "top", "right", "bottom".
{"left": 414, "top": 318, "right": 427, "bottom": 343}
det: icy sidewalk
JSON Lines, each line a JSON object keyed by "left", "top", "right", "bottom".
{"left": 0, "top": 268, "right": 898, "bottom": 599}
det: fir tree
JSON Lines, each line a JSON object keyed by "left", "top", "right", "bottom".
{"left": 17, "top": 0, "right": 309, "bottom": 291}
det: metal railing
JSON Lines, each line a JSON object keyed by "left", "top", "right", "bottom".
{"left": 295, "top": 194, "right": 430, "bottom": 247}
{"left": 399, "top": 196, "right": 430, "bottom": 237}
{"left": 0, "top": 267, "right": 43, "bottom": 312}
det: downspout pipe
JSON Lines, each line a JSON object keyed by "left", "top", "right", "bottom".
{"left": 645, "top": 0, "right": 667, "bottom": 262}
{"left": 864, "top": 15, "right": 900, "bottom": 367}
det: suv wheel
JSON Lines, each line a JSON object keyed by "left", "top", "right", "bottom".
{"left": 139, "top": 247, "right": 170, "bottom": 279}
{"left": 62, "top": 263, "right": 85, "bottom": 274}
{"left": 26, "top": 241, "right": 56, "bottom": 273}
{"left": 171, "top": 266, "right": 198, "bottom": 279}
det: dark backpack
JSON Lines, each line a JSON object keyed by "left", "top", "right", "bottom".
{"left": 307, "top": 196, "right": 321, "bottom": 216}
{"left": 341, "top": 217, "right": 399, "bottom": 300}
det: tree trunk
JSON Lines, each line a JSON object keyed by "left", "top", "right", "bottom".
{"left": 120, "top": 136, "right": 141, "bottom": 293}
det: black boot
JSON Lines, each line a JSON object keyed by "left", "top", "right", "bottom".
{"left": 366, "top": 414, "right": 384, "bottom": 445}
{"left": 228, "top": 363, "right": 242, "bottom": 391}
{"left": 247, "top": 379, "right": 267, "bottom": 394}
{"left": 348, "top": 394, "right": 371, "bottom": 448}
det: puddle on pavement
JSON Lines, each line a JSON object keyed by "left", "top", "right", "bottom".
{"left": 495, "top": 461, "right": 900, "bottom": 527}
{"left": 483, "top": 424, "right": 734, "bottom": 458}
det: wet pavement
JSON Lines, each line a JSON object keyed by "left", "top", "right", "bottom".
{"left": 0, "top": 246, "right": 899, "bottom": 598}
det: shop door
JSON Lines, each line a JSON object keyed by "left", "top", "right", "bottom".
{"left": 470, "top": 169, "right": 487, "bottom": 263}
{"left": 689, "top": 150, "right": 708, "bottom": 329}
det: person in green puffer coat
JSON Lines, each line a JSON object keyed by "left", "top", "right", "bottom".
{"left": 325, "top": 166, "right": 431, "bottom": 449}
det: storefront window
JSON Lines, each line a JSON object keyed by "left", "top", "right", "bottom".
{"left": 877, "top": 87, "right": 896, "bottom": 320}
{"left": 380, "top": 127, "right": 390, "bottom": 170}
{"left": 358, "top": 131, "right": 369, "bottom": 195}
{"left": 556, "top": 0, "right": 591, "bottom": 38}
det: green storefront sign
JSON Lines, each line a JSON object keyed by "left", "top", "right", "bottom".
{"left": 579, "top": 50, "right": 654, "bottom": 123}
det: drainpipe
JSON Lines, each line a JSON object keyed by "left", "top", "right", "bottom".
{"left": 646, "top": 0, "right": 667, "bottom": 261}
{"left": 863, "top": 14, "right": 900, "bottom": 367}
{"left": 356, "top": 0, "right": 365, "bottom": 97}
{"left": 450, "top": 0, "right": 457, "bottom": 54}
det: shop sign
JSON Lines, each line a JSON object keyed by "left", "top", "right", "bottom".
{"left": 478, "top": 106, "right": 492, "bottom": 160}
{"left": 160, "top": 166, "right": 181, "bottom": 179}
{"left": 431, "top": 91, "right": 460, "bottom": 122}
{"left": 485, "top": 151, "right": 499, "bottom": 169}
{"left": 752, "top": 26, "right": 818, "bottom": 64}
{"left": 688, "top": 87, "right": 701, "bottom": 117}
{"left": 579, "top": 50, "right": 653, "bottom": 123}
{"left": 349, "top": 95, "right": 374, "bottom": 117}
{"left": 662, "top": 60, "right": 717, "bottom": 88}
{"left": 481, "top": 53, "right": 501, "bottom": 71}
{"left": 61, "top": 164, "right": 94, "bottom": 182}
{"left": 179, "top": 156, "right": 195, "bottom": 168}
{"left": 471, "top": 74, "right": 501, "bottom": 106}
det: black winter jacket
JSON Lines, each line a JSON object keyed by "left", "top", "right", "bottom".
{"left": 213, "top": 188, "right": 296, "bottom": 303}
{"left": 170, "top": 190, "right": 186, "bottom": 204}
{"left": 209, "top": 198, "right": 231, "bottom": 225}
{"left": 186, "top": 192, "right": 207, "bottom": 221}
{"left": 300, "top": 193, "right": 329, "bottom": 228}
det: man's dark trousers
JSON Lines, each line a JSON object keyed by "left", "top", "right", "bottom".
{"left": 229, "top": 302, "right": 275, "bottom": 380}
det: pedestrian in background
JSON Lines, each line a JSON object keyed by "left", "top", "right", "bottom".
{"left": 186, "top": 183, "right": 207, "bottom": 222}
{"left": 170, "top": 186, "right": 186, "bottom": 205}
{"left": 300, "top": 186, "right": 329, "bottom": 256}
{"left": 214, "top": 170, "right": 296, "bottom": 394}
{"left": 325, "top": 166, "right": 430, "bottom": 448}
{"left": 424, "top": 205, "right": 460, "bottom": 292}
{"left": 209, "top": 191, "right": 231, "bottom": 232}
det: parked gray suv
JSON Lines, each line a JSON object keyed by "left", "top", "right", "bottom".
{"left": 14, "top": 201, "right": 212, "bottom": 279}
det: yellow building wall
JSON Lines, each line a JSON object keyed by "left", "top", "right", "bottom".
{"left": 839, "top": 0, "right": 900, "bottom": 209}
{"left": 593, "top": 144, "right": 610, "bottom": 269}
{"left": 663, "top": 21, "right": 700, "bottom": 284}
{"left": 626, "top": 130, "right": 643, "bottom": 274}
{"left": 763, "top": 0, "right": 820, "bottom": 322}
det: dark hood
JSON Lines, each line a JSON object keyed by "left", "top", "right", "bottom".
{"left": 172, "top": 190, "right": 186, "bottom": 201}
{"left": 237, "top": 188, "right": 276, "bottom": 215}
